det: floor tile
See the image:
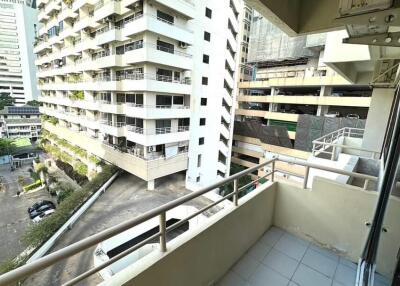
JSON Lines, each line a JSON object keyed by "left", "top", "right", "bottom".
{"left": 309, "top": 244, "right": 339, "bottom": 262}
{"left": 334, "top": 263, "right": 357, "bottom": 286}
{"left": 217, "top": 271, "right": 246, "bottom": 286}
{"left": 301, "top": 248, "right": 338, "bottom": 278}
{"left": 259, "top": 227, "right": 284, "bottom": 246}
{"left": 274, "top": 234, "right": 309, "bottom": 261}
{"left": 247, "top": 240, "right": 273, "bottom": 262}
{"left": 339, "top": 257, "right": 357, "bottom": 270}
{"left": 262, "top": 249, "right": 299, "bottom": 279}
{"left": 292, "top": 264, "right": 332, "bottom": 286}
{"left": 248, "top": 264, "right": 289, "bottom": 286}
{"left": 232, "top": 252, "right": 260, "bottom": 280}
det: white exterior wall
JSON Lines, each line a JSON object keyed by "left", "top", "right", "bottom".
{"left": 186, "top": 0, "right": 242, "bottom": 190}
{"left": 0, "top": 0, "right": 39, "bottom": 105}
{"left": 37, "top": 0, "right": 242, "bottom": 188}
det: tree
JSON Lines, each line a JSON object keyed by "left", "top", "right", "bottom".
{"left": 26, "top": 100, "right": 40, "bottom": 107}
{"left": 0, "top": 139, "right": 16, "bottom": 156}
{"left": 0, "top": 93, "right": 15, "bottom": 110}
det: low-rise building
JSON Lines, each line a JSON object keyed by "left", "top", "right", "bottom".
{"left": 0, "top": 106, "right": 41, "bottom": 139}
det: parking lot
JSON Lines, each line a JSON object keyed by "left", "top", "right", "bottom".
{"left": 22, "top": 172, "right": 217, "bottom": 286}
{"left": 0, "top": 164, "right": 54, "bottom": 263}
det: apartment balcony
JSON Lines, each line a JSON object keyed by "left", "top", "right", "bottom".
{"left": 37, "top": 0, "right": 48, "bottom": 8}
{"left": 221, "top": 107, "right": 232, "bottom": 124}
{"left": 72, "top": 0, "right": 97, "bottom": 12}
{"left": 40, "top": 122, "right": 188, "bottom": 180}
{"left": 153, "top": 0, "right": 195, "bottom": 19}
{"left": 91, "top": 53, "right": 124, "bottom": 70}
{"left": 38, "top": 9, "right": 49, "bottom": 23}
{"left": 125, "top": 104, "right": 190, "bottom": 119}
{"left": 93, "top": 0, "right": 126, "bottom": 22}
{"left": 58, "top": 7, "right": 78, "bottom": 21}
{"left": 227, "top": 6, "right": 239, "bottom": 33}
{"left": 99, "top": 120, "right": 126, "bottom": 137}
{"left": 98, "top": 101, "right": 124, "bottom": 114}
{"left": 226, "top": 28, "right": 238, "bottom": 53}
{"left": 219, "top": 140, "right": 230, "bottom": 157}
{"left": 126, "top": 125, "right": 190, "bottom": 146}
{"left": 124, "top": 43, "right": 192, "bottom": 70}
{"left": 220, "top": 123, "right": 230, "bottom": 139}
{"left": 224, "top": 70, "right": 235, "bottom": 90}
{"left": 222, "top": 88, "right": 233, "bottom": 107}
{"left": 44, "top": 0, "right": 61, "bottom": 15}
{"left": 95, "top": 27, "right": 126, "bottom": 46}
{"left": 225, "top": 49, "right": 236, "bottom": 72}
{"left": 122, "top": 13, "right": 193, "bottom": 45}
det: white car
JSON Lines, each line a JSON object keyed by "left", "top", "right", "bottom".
{"left": 32, "top": 208, "right": 55, "bottom": 223}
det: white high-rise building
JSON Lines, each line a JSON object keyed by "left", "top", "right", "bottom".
{"left": 36, "top": 0, "right": 242, "bottom": 190}
{"left": 0, "top": 0, "right": 39, "bottom": 105}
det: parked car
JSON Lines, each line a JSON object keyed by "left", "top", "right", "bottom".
{"left": 27, "top": 200, "right": 55, "bottom": 214}
{"left": 32, "top": 209, "right": 55, "bottom": 223}
{"left": 29, "top": 204, "right": 55, "bottom": 219}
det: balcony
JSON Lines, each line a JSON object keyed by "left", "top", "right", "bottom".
{"left": 99, "top": 120, "right": 126, "bottom": 137}
{"left": 153, "top": 0, "right": 195, "bottom": 19}
{"left": 126, "top": 125, "right": 190, "bottom": 146}
{"left": 122, "top": 13, "right": 193, "bottom": 45}
{"left": 0, "top": 156, "right": 395, "bottom": 286}
{"left": 41, "top": 122, "right": 188, "bottom": 181}
{"left": 125, "top": 104, "right": 190, "bottom": 119}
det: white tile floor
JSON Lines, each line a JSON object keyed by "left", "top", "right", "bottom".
{"left": 217, "top": 227, "right": 390, "bottom": 286}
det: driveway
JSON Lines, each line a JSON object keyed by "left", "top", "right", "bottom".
{"left": 23, "top": 172, "right": 218, "bottom": 286}
{"left": 0, "top": 164, "right": 55, "bottom": 263}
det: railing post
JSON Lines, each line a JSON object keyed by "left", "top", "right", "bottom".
{"left": 363, "top": 179, "right": 369, "bottom": 191}
{"left": 159, "top": 212, "right": 167, "bottom": 252}
{"left": 233, "top": 179, "right": 238, "bottom": 206}
{"left": 331, "top": 146, "right": 336, "bottom": 160}
{"left": 303, "top": 166, "right": 310, "bottom": 189}
{"left": 271, "top": 160, "right": 275, "bottom": 182}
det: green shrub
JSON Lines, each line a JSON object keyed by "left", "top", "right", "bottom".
{"left": 0, "top": 256, "right": 27, "bottom": 275}
{"left": 23, "top": 179, "right": 43, "bottom": 192}
{"left": 71, "top": 91, "right": 84, "bottom": 100}
{"left": 48, "top": 117, "right": 58, "bottom": 125}
{"left": 89, "top": 155, "right": 101, "bottom": 165}
{"left": 57, "top": 187, "right": 74, "bottom": 204}
{"left": 74, "top": 161, "right": 88, "bottom": 176}
{"left": 35, "top": 163, "right": 48, "bottom": 174}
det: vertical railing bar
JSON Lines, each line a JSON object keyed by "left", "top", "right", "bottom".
{"left": 159, "top": 212, "right": 166, "bottom": 252}
{"left": 233, "top": 179, "right": 238, "bottom": 206}
{"left": 303, "top": 166, "right": 310, "bottom": 189}
{"left": 271, "top": 160, "right": 275, "bottom": 182}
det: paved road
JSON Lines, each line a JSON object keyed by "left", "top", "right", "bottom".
{"left": 0, "top": 164, "right": 54, "bottom": 262}
{"left": 23, "top": 172, "right": 216, "bottom": 286}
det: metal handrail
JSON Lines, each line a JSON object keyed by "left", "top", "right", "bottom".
{"left": 312, "top": 127, "right": 380, "bottom": 160}
{"left": 0, "top": 155, "right": 381, "bottom": 286}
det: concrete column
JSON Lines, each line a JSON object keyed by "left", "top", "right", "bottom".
{"left": 268, "top": 87, "right": 278, "bottom": 112}
{"left": 362, "top": 88, "right": 395, "bottom": 153}
{"left": 147, "top": 179, "right": 155, "bottom": 191}
{"left": 316, "top": 86, "right": 331, "bottom": 116}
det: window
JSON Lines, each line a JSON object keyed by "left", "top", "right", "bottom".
{"left": 173, "top": 96, "right": 183, "bottom": 105}
{"left": 203, "top": 54, "right": 209, "bottom": 64}
{"left": 157, "top": 10, "right": 174, "bottom": 24}
{"left": 204, "top": 31, "right": 210, "bottom": 41}
{"left": 196, "top": 176, "right": 201, "bottom": 182}
{"left": 201, "top": 98, "right": 207, "bottom": 106}
{"left": 200, "top": 118, "right": 206, "bottom": 126}
{"left": 157, "top": 40, "right": 174, "bottom": 54}
{"left": 205, "top": 7, "right": 212, "bottom": 18}
{"left": 202, "top": 77, "right": 208, "bottom": 85}
{"left": 156, "top": 119, "right": 171, "bottom": 134}
{"left": 197, "top": 154, "right": 202, "bottom": 167}
{"left": 199, "top": 137, "right": 204, "bottom": 145}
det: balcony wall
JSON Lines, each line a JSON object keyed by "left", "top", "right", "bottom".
{"left": 103, "top": 177, "right": 400, "bottom": 286}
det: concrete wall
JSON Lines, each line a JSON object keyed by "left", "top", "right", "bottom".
{"left": 362, "top": 88, "right": 395, "bottom": 153}
{"left": 103, "top": 182, "right": 276, "bottom": 286}
{"left": 274, "top": 176, "right": 400, "bottom": 278}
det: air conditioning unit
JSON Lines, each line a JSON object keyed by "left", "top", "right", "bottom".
{"left": 83, "top": 27, "right": 91, "bottom": 33}
{"left": 148, "top": 146, "right": 155, "bottom": 152}
{"left": 338, "top": 0, "right": 393, "bottom": 16}
{"left": 178, "top": 41, "right": 188, "bottom": 49}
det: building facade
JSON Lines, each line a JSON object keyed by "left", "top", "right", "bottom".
{"left": 0, "top": 106, "right": 41, "bottom": 139}
{"left": 36, "top": 0, "right": 242, "bottom": 190}
{"left": 0, "top": 0, "right": 39, "bottom": 105}
{"left": 232, "top": 15, "right": 373, "bottom": 179}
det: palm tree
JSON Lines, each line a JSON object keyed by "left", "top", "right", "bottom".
{"left": 35, "top": 163, "right": 49, "bottom": 190}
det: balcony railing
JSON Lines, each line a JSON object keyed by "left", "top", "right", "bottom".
{"left": 312, "top": 127, "right": 380, "bottom": 160}
{"left": 126, "top": 125, "right": 189, "bottom": 135}
{"left": 0, "top": 155, "right": 381, "bottom": 286}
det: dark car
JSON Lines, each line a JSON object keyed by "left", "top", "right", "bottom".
{"left": 28, "top": 200, "right": 55, "bottom": 214}
{"left": 29, "top": 204, "right": 55, "bottom": 219}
